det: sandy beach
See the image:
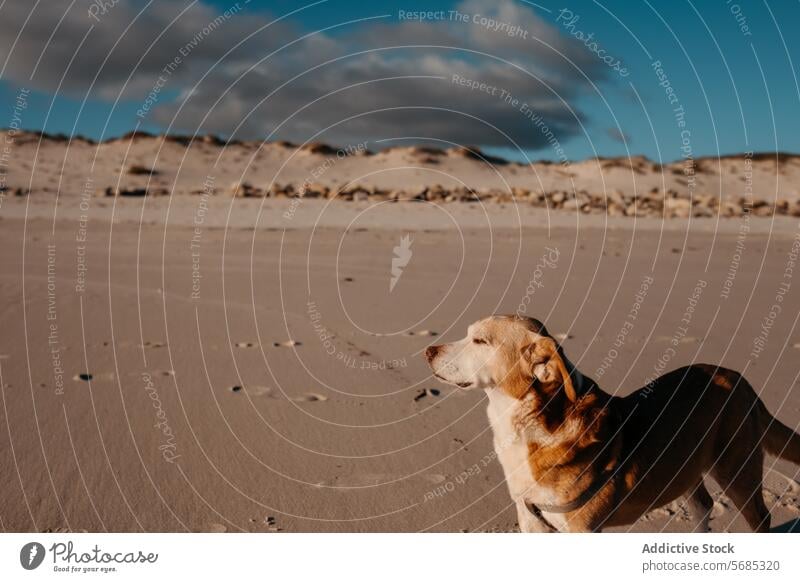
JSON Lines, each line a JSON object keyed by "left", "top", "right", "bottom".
{"left": 2, "top": 143, "right": 800, "bottom": 531}
{"left": 6, "top": 7, "right": 800, "bottom": 582}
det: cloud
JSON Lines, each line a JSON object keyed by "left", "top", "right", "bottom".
{"left": 0, "top": 0, "right": 298, "bottom": 98}
{"left": 0, "top": 0, "right": 616, "bottom": 151}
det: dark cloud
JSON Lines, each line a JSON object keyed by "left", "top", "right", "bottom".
{"left": 0, "top": 0, "right": 298, "bottom": 98}
{"left": 0, "top": 0, "right": 616, "bottom": 151}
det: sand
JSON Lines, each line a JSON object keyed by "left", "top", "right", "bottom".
{"left": 3, "top": 131, "right": 799, "bottom": 206}
{"left": 1, "top": 135, "right": 799, "bottom": 532}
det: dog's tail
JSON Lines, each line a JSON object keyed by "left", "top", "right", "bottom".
{"left": 759, "top": 400, "right": 800, "bottom": 465}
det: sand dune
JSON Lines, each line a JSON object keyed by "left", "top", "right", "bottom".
{"left": 3, "top": 130, "right": 799, "bottom": 217}
{"left": 1, "top": 130, "right": 799, "bottom": 532}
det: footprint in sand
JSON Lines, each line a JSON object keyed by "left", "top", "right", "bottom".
{"left": 648, "top": 506, "right": 677, "bottom": 519}
{"left": 229, "top": 385, "right": 274, "bottom": 397}
{"left": 404, "top": 330, "right": 438, "bottom": 337}
{"left": 140, "top": 341, "right": 167, "bottom": 348}
{"left": 414, "top": 388, "right": 441, "bottom": 401}
{"left": 228, "top": 385, "right": 322, "bottom": 401}
{"left": 764, "top": 482, "right": 800, "bottom": 511}
{"left": 247, "top": 385, "right": 273, "bottom": 397}
{"left": 272, "top": 340, "right": 302, "bottom": 347}
{"left": 73, "top": 372, "right": 114, "bottom": 382}
{"left": 651, "top": 499, "right": 696, "bottom": 522}
{"left": 98, "top": 340, "right": 143, "bottom": 349}
{"left": 292, "top": 393, "right": 327, "bottom": 402}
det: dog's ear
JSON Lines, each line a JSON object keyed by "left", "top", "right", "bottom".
{"left": 521, "top": 337, "right": 577, "bottom": 402}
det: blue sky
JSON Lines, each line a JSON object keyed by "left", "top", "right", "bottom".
{"left": 1, "top": 0, "right": 797, "bottom": 162}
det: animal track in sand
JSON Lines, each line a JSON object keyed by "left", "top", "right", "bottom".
{"left": 228, "top": 385, "right": 274, "bottom": 397}
{"left": 764, "top": 485, "right": 800, "bottom": 511}
{"left": 227, "top": 385, "right": 323, "bottom": 401}
{"left": 140, "top": 341, "right": 167, "bottom": 348}
{"left": 414, "top": 387, "right": 441, "bottom": 401}
{"left": 99, "top": 341, "right": 124, "bottom": 348}
{"left": 73, "top": 372, "right": 114, "bottom": 382}
{"left": 292, "top": 393, "right": 327, "bottom": 402}
{"left": 644, "top": 506, "right": 677, "bottom": 519}
{"left": 638, "top": 500, "right": 695, "bottom": 523}
{"left": 272, "top": 340, "right": 302, "bottom": 347}
{"left": 235, "top": 341, "right": 257, "bottom": 348}
{"left": 404, "top": 330, "right": 438, "bottom": 337}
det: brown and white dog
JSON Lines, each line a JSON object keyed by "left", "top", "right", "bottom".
{"left": 425, "top": 315, "right": 800, "bottom": 532}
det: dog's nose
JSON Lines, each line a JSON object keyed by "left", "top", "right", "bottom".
{"left": 425, "top": 345, "right": 441, "bottom": 362}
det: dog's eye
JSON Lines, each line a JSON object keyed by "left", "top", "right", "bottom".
{"left": 473, "top": 338, "right": 488, "bottom": 345}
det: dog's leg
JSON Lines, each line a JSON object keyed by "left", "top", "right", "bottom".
{"left": 516, "top": 500, "right": 556, "bottom": 533}
{"left": 685, "top": 479, "right": 713, "bottom": 532}
{"left": 711, "top": 438, "right": 771, "bottom": 532}
{"left": 724, "top": 478, "right": 771, "bottom": 533}
{"left": 725, "top": 481, "right": 771, "bottom": 532}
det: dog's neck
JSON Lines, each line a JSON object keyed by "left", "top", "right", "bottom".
{"left": 489, "top": 353, "right": 610, "bottom": 446}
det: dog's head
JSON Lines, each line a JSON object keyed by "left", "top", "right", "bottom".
{"left": 424, "top": 315, "right": 577, "bottom": 401}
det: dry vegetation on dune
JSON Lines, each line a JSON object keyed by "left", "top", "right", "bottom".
{"left": 2, "top": 130, "right": 798, "bottom": 218}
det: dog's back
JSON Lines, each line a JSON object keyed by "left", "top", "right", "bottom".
{"left": 606, "top": 364, "right": 800, "bottom": 531}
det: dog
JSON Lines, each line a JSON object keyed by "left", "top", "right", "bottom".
{"left": 425, "top": 314, "right": 800, "bottom": 532}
